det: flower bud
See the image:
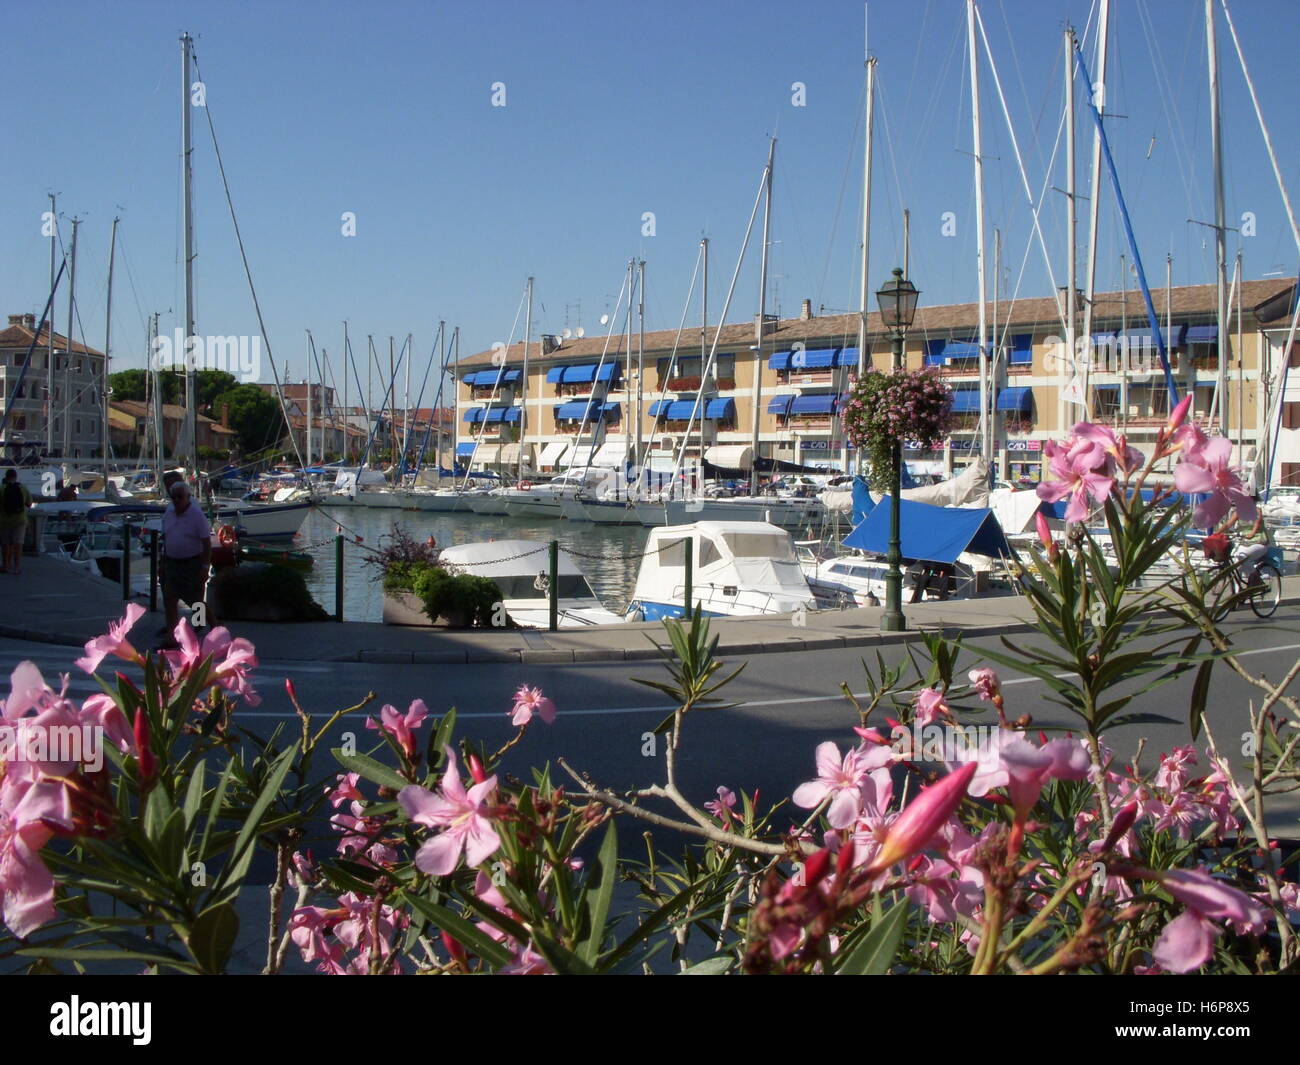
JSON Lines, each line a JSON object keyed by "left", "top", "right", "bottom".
{"left": 133, "top": 708, "right": 156, "bottom": 788}
{"left": 864, "top": 761, "right": 977, "bottom": 875}
{"left": 1101, "top": 800, "right": 1139, "bottom": 853}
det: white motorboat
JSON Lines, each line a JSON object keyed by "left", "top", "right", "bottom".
{"left": 625, "top": 520, "right": 818, "bottom": 620}
{"left": 662, "top": 496, "right": 825, "bottom": 530}
{"left": 500, "top": 469, "right": 609, "bottom": 519}
{"left": 438, "top": 540, "right": 621, "bottom": 628}
{"left": 468, "top": 488, "right": 514, "bottom": 516}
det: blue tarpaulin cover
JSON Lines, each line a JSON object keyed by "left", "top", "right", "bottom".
{"left": 851, "top": 476, "right": 875, "bottom": 528}
{"left": 843, "top": 500, "right": 1012, "bottom": 563}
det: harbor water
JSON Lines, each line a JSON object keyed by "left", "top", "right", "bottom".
{"left": 296, "top": 503, "right": 650, "bottom": 623}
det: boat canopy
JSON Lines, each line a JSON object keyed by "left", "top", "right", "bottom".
{"left": 843, "top": 499, "right": 1013, "bottom": 564}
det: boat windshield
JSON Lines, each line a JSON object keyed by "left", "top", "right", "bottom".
{"left": 488, "top": 574, "right": 598, "bottom": 600}
{"left": 722, "top": 533, "right": 795, "bottom": 562}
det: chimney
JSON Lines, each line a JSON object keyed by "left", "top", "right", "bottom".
{"left": 800, "top": 298, "right": 813, "bottom": 321}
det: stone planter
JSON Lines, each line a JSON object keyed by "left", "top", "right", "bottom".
{"left": 382, "top": 590, "right": 470, "bottom": 629}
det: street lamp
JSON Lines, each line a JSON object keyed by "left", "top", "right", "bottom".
{"left": 876, "top": 267, "right": 920, "bottom": 632}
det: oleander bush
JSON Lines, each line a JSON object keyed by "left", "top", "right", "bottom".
{"left": 1, "top": 403, "right": 1296, "bottom": 973}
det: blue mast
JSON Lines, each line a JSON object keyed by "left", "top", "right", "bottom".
{"left": 1074, "top": 44, "right": 1180, "bottom": 408}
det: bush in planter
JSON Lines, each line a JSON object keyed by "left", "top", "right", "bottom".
{"left": 208, "top": 561, "right": 331, "bottom": 622}
{"left": 411, "top": 566, "right": 502, "bottom": 628}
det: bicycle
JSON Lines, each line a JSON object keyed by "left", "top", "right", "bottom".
{"left": 1200, "top": 535, "right": 1283, "bottom": 621}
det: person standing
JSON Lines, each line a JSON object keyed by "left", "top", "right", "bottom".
{"left": 160, "top": 480, "right": 212, "bottom": 646}
{"left": 0, "top": 469, "right": 32, "bottom": 575}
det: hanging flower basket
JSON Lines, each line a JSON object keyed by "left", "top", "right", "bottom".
{"left": 841, "top": 367, "right": 955, "bottom": 491}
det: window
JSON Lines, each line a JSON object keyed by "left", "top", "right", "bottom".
{"left": 658, "top": 537, "right": 688, "bottom": 568}
{"left": 723, "top": 533, "right": 795, "bottom": 561}
{"left": 697, "top": 538, "right": 721, "bottom": 568}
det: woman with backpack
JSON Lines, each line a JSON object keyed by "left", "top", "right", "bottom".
{"left": 0, "top": 469, "right": 33, "bottom": 575}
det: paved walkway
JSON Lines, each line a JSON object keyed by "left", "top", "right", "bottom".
{"left": 7, "top": 553, "right": 1298, "bottom": 667}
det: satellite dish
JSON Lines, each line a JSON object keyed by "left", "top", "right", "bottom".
{"left": 576, "top": 327, "right": 586, "bottom": 338}
{"left": 599, "top": 314, "right": 609, "bottom": 326}
{"left": 562, "top": 328, "right": 572, "bottom": 339}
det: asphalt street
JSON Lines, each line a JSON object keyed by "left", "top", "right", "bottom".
{"left": 8, "top": 601, "right": 1300, "bottom": 836}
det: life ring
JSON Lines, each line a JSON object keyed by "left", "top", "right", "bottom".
{"left": 217, "top": 524, "right": 237, "bottom": 547}
{"left": 519, "top": 481, "right": 532, "bottom": 490}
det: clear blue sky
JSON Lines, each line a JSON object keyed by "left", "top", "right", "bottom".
{"left": 4, "top": 0, "right": 1299, "bottom": 398}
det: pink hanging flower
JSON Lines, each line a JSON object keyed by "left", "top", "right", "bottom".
{"left": 74, "top": 603, "right": 146, "bottom": 675}
{"left": 509, "top": 686, "right": 556, "bottom": 727}
{"left": 398, "top": 748, "right": 501, "bottom": 876}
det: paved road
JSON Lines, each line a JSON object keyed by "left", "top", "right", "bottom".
{"left": 8, "top": 602, "right": 1300, "bottom": 834}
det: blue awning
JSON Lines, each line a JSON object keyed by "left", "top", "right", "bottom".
{"left": 464, "top": 369, "right": 520, "bottom": 387}
{"left": 463, "top": 407, "right": 484, "bottom": 423}
{"left": 940, "top": 340, "right": 983, "bottom": 360}
{"left": 456, "top": 442, "right": 476, "bottom": 457}
{"left": 836, "top": 347, "right": 860, "bottom": 367}
{"left": 1008, "top": 334, "right": 1033, "bottom": 365}
{"left": 1185, "top": 325, "right": 1218, "bottom": 344}
{"left": 482, "top": 407, "right": 510, "bottom": 423}
{"left": 503, "top": 407, "right": 523, "bottom": 423}
{"left": 550, "top": 362, "right": 620, "bottom": 385}
{"left": 1093, "top": 383, "right": 1121, "bottom": 393}
{"left": 844, "top": 500, "right": 1013, "bottom": 564}
{"left": 768, "top": 351, "right": 793, "bottom": 370}
{"left": 649, "top": 400, "right": 696, "bottom": 419}
{"left": 556, "top": 401, "right": 619, "bottom": 421}
{"left": 705, "top": 398, "right": 736, "bottom": 420}
{"left": 767, "top": 394, "right": 794, "bottom": 415}
{"left": 951, "top": 388, "right": 980, "bottom": 413}
{"left": 1119, "top": 324, "right": 1187, "bottom": 348}
{"left": 789, "top": 394, "right": 838, "bottom": 415}
{"left": 996, "top": 387, "right": 1033, "bottom": 413}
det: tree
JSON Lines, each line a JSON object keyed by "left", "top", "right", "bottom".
{"left": 109, "top": 369, "right": 237, "bottom": 412}
{"left": 213, "top": 384, "right": 286, "bottom": 455}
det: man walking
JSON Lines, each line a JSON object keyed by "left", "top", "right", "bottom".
{"left": 0, "top": 469, "right": 32, "bottom": 575}
{"left": 160, "top": 480, "right": 211, "bottom": 647}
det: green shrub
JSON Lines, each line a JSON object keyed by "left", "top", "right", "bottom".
{"left": 412, "top": 566, "right": 502, "bottom": 628}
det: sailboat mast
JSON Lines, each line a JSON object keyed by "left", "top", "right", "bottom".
{"left": 102, "top": 216, "right": 118, "bottom": 479}
{"left": 151, "top": 313, "right": 164, "bottom": 486}
{"left": 968, "top": 0, "right": 990, "bottom": 469}
{"left": 46, "top": 194, "right": 56, "bottom": 457}
{"left": 1065, "top": 24, "right": 1079, "bottom": 423}
{"left": 181, "top": 32, "right": 197, "bottom": 476}
{"left": 1081, "top": 0, "right": 1111, "bottom": 411}
{"left": 342, "top": 323, "right": 349, "bottom": 463}
{"left": 750, "top": 137, "right": 776, "bottom": 496}
{"left": 63, "top": 217, "right": 79, "bottom": 461}
{"left": 637, "top": 259, "right": 645, "bottom": 474}
{"left": 520, "top": 277, "right": 533, "bottom": 483}
{"left": 306, "top": 334, "right": 314, "bottom": 468}
{"left": 1206, "top": 0, "right": 1229, "bottom": 434}
{"left": 858, "top": 56, "right": 877, "bottom": 369}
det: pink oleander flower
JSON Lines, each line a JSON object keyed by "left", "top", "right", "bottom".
{"left": 0, "top": 777, "right": 59, "bottom": 937}
{"left": 366, "top": 699, "right": 429, "bottom": 758}
{"left": 1156, "top": 868, "right": 1268, "bottom": 936}
{"left": 1163, "top": 394, "right": 1193, "bottom": 437}
{"left": 1152, "top": 908, "right": 1218, "bottom": 973}
{"left": 161, "top": 621, "right": 261, "bottom": 706}
{"left": 74, "top": 603, "right": 146, "bottom": 674}
{"left": 326, "top": 772, "right": 363, "bottom": 808}
{"left": 793, "top": 741, "right": 892, "bottom": 830}
{"left": 913, "top": 687, "right": 949, "bottom": 728}
{"left": 967, "top": 667, "right": 1001, "bottom": 705}
{"left": 398, "top": 748, "right": 501, "bottom": 876}
{"left": 1035, "top": 428, "right": 1117, "bottom": 522}
{"left": 1074, "top": 421, "right": 1145, "bottom": 476}
{"left": 864, "top": 761, "right": 978, "bottom": 875}
{"left": 705, "top": 786, "right": 737, "bottom": 823}
{"left": 1173, "top": 435, "right": 1256, "bottom": 528}
{"left": 510, "top": 686, "right": 556, "bottom": 727}
{"left": 1001, "top": 737, "right": 1091, "bottom": 820}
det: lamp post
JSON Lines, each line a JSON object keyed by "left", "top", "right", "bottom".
{"left": 876, "top": 267, "right": 920, "bottom": 632}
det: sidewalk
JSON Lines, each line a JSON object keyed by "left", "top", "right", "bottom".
{"left": 7, "top": 553, "right": 1297, "bottom": 667}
